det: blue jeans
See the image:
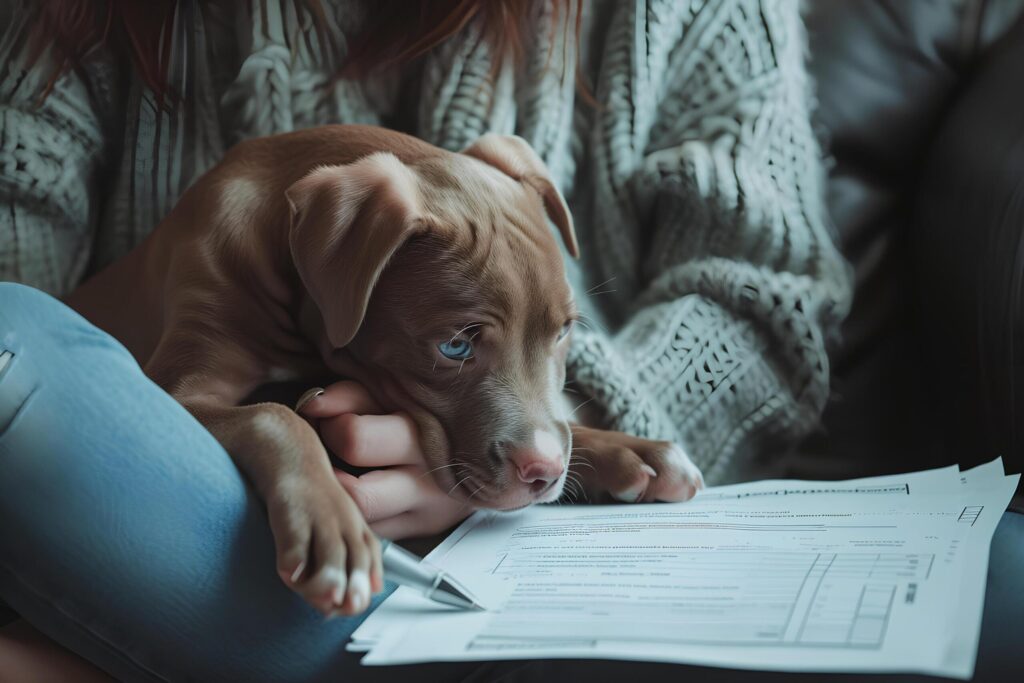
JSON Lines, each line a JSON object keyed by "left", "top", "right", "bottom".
{"left": 3, "top": 284, "right": 1023, "bottom": 683}
{"left": 0, "top": 283, "right": 509, "bottom": 682}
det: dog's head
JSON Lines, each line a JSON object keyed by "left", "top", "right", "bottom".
{"left": 287, "top": 135, "right": 579, "bottom": 510}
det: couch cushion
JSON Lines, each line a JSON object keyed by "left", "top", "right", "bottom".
{"left": 787, "top": 0, "right": 1024, "bottom": 478}
{"left": 912, "top": 13, "right": 1024, "bottom": 479}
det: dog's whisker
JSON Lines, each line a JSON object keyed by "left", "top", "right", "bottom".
{"left": 446, "top": 474, "right": 474, "bottom": 498}
{"left": 568, "top": 452, "right": 597, "bottom": 470}
{"left": 448, "top": 322, "right": 481, "bottom": 345}
{"left": 585, "top": 276, "right": 617, "bottom": 295}
{"left": 419, "top": 462, "right": 468, "bottom": 479}
{"left": 568, "top": 472, "right": 590, "bottom": 503}
{"left": 568, "top": 396, "right": 596, "bottom": 417}
{"left": 559, "top": 480, "right": 574, "bottom": 503}
{"left": 569, "top": 460, "right": 597, "bottom": 473}
{"left": 568, "top": 486, "right": 581, "bottom": 505}
{"left": 568, "top": 457, "right": 598, "bottom": 479}
{"left": 458, "top": 481, "right": 487, "bottom": 510}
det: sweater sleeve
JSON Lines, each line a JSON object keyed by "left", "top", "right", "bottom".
{"left": 0, "top": 2, "right": 119, "bottom": 296}
{"left": 566, "top": 0, "right": 852, "bottom": 483}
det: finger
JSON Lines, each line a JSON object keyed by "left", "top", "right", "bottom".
{"left": 321, "top": 413, "right": 424, "bottom": 468}
{"left": 335, "top": 466, "right": 429, "bottom": 522}
{"left": 297, "top": 380, "right": 382, "bottom": 418}
{"left": 370, "top": 512, "right": 419, "bottom": 541}
{"left": 369, "top": 501, "right": 470, "bottom": 540}
{"left": 294, "top": 387, "right": 326, "bottom": 414}
{"left": 304, "top": 524, "right": 348, "bottom": 615}
{"left": 367, "top": 532, "right": 384, "bottom": 594}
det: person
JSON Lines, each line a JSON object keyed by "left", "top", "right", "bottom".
{"left": 0, "top": 0, "right": 852, "bottom": 680}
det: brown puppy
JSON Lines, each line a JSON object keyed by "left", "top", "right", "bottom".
{"left": 68, "top": 125, "right": 703, "bottom": 615}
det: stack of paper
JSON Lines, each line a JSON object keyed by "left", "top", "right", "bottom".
{"left": 351, "top": 459, "right": 1018, "bottom": 679}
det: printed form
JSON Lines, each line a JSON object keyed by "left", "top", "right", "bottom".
{"left": 352, "top": 460, "right": 1017, "bottom": 679}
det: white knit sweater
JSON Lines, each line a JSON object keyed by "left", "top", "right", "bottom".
{"left": 0, "top": 0, "right": 852, "bottom": 483}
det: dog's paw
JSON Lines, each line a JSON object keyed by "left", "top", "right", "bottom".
{"left": 266, "top": 475, "right": 382, "bottom": 617}
{"left": 569, "top": 425, "right": 704, "bottom": 504}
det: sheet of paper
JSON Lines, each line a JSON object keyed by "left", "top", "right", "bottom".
{"left": 355, "top": 460, "right": 1017, "bottom": 679}
{"left": 349, "top": 461, "right": 975, "bottom": 650}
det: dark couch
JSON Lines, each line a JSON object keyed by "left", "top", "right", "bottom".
{"left": 790, "top": 0, "right": 1024, "bottom": 497}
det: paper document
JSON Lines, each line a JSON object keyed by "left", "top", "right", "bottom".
{"left": 353, "top": 460, "right": 1017, "bottom": 679}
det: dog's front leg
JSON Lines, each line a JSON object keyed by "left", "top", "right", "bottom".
{"left": 568, "top": 425, "right": 705, "bottom": 504}
{"left": 185, "top": 399, "right": 380, "bottom": 614}
{"left": 146, "top": 341, "right": 381, "bottom": 616}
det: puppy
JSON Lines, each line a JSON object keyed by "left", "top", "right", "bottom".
{"left": 68, "top": 125, "right": 703, "bottom": 615}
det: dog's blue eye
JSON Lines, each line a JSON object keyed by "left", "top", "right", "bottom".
{"left": 438, "top": 339, "right": 473, "bottom": 360}
{"left": 558, "top": 320, "right": 574, "bottom": 341}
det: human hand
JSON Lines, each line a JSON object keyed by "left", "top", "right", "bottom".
{"left": 296, "top": 381, "right": 475, "bottom": 540}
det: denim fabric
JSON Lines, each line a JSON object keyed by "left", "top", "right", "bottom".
{"left": 0, "top": 283, "right": 505, "bottom": 682}
{"left": 3, "top": 282, "right": 1021, "bottom": 683}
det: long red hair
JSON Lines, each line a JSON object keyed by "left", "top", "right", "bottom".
{"left": 29, "top": 0, "right": 585, "bottom": 105}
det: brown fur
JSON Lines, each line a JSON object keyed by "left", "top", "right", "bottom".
{"left": 67, "top": 124, "right": 702, "bottom": 613}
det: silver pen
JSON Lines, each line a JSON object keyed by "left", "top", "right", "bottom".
{"left": 381, "top": 539, "right": 485, "bottom": 611}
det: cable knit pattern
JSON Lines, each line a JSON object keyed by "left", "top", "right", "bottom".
{"left": 0, "top": 0, "right": 852, "bottom": 483}
{"left": 0, "top": 5, "right": 117, "bottom": 294}
{"left": 565, "top": 0, "right": 851, "bottom": 481}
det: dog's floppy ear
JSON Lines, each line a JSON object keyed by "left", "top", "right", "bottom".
{"left": 286, "top": 153, "right": 427, "bottom": 348}
{"left": 461, "top": 134, "right": 579, "bottom": 258}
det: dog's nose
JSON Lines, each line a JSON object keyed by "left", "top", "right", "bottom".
{"left": 507, "top": 444, "right": 564, "bottom": 494}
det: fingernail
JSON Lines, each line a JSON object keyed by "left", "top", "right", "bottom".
{"left": 289, "top": 560, "right": 306, "bottom": 583}
{"left": 294, "top": 387, "right": 325, "bottom": 413}
{"left": 640, "top": 464, "right": 658, "bottom": 478}
{"left": 349, "top": 569, "right": 370, "bottom": 611}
